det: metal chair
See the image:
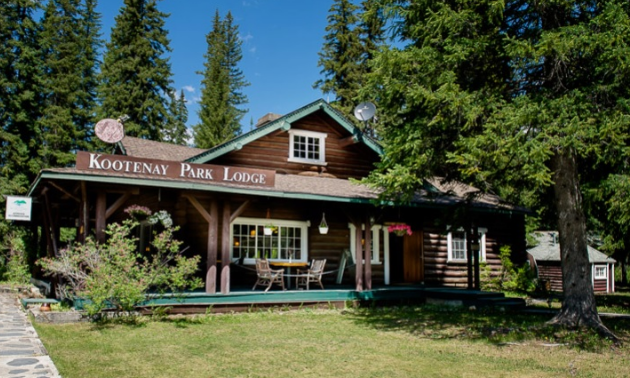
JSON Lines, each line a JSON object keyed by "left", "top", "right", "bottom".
{"left": 296, "top": 259, "right": 326, "bottom": 290}
{"left": 252, "top": 259, "right": 285, "bottom": 292}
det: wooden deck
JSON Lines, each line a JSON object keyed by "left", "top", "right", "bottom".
{"left": 132, "top": 285, "right": 526, "bottom": 314}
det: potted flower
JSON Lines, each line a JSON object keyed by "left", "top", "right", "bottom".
{"left": 263, "top": 224, "right": 277, "bottom": 235}
{"left": 388, "top": 223, "right": 412, "bottom": 237}
{"left": 124, "top": 204, "right": 152, "bottom": 221}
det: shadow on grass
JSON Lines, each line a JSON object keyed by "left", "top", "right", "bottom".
{"left": 343, "top": 304, "right": 630, "bottom": 351}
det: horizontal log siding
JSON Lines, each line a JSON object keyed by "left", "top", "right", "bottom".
{"left": 537, "top": 263, "right": 563, "bottom": 292}
{"left": 421, "top": 213, "right": 527, "bottom": 288}
{"left": 211, "top": 113, "right": 379, "bottom": 180}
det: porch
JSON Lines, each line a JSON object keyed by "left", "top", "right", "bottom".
{"left": 127, "top": 285, "right": 526, "bottom": 314}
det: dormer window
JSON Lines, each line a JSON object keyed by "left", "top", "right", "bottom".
{"left": 288, "top": 130, "right": 327, "bottom": 165}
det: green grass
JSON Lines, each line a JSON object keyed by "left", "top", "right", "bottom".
{"left": 34, "top": 305, "right": 630, "bottom": 378}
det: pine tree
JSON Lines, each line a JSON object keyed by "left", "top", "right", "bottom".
{"left": 165, "top": 89, "right": 188, "bottom": 145}
{"left": 365, "top": 0, "right": 630, "bottom": 340}
{"left": 37, "top": 0, "right": 100, "bottom": 169}
{"left": 314, "top": 0, "right": 363, "bottom": 116}
{"left": 194, "top": 10, "right": 249, "bottom": 149}
{"left": 97, "top": 0, "right": 174, "bottom": 141}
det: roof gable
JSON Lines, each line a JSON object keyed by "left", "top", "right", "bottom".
{"left": 186, "top": 99, "right": 383, "bottom": 164}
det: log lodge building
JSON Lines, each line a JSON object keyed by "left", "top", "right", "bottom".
{"left": 27, "top": 99, "right": 528, "bottom": 295}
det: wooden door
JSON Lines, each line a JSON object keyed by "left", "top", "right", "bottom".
{"left": 403, "top": 231, "right": 424, "bottom": 283}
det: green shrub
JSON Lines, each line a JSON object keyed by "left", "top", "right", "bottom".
{"left": 481, "top": 245, "right": 536, "bottom": 295}
{"left": 1, "top": 234, "right": 31, "bottom": 287}
{"left": 38, "top": 210, "right": 202, "bottom": 318}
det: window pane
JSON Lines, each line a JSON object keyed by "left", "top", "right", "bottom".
{"left": 452, "top": 232, "right": 466, "bottom": 260}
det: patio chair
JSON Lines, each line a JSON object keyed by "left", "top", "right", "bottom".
{"left": 252, "top": 259, "right": 286, "bottom": 292}
{"left": 296, "top": 259, "right": 326, "bottom": 290}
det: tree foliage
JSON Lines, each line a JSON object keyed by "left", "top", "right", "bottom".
{"left": 364, "top": 0, "right": 630, "bottom": 340}
{"left": 97, "top": 0, "right": 175, "bottom": 141}
{"left": 194, "top": 10, "right": 249, "bottom": 149}
{"left": 315, "top": 0, "right": 364, "bottom": 116}
{"left": 38, "top": 210, "right": 202, "bottom": 318}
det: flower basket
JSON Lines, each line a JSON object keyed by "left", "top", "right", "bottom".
{"left": 388, "top": 223, "right": 412, "bottom": 237}
{"left": 319, "top": 226, "right": 329, "bottom": 234}
{"left": 124, "top": 205, "right": 152, "bottom": 221}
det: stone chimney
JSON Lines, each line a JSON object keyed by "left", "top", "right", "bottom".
{"left": 256, "top": 113, "right": 282, "bottom": 127}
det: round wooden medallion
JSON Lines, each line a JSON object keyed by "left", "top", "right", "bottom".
{"left": 95, "top": 118, "right": 125, "bottom": 144}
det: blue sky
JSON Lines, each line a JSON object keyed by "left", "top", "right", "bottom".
{"left": 97, "top": 0, "right": 335, "bottom": 132}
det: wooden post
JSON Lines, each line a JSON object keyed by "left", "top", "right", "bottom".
{"left": 95, "top": 191, "right": 106, "bottom": 243}
{"left": 206, "top": 200, "right": 219, "bottom": 294}
{"left": 364, "top": 214, "right": 372, "bottom": 290}
{"left": 466, "top": 225, "right": 473, "bottom": 290}
{"left": 79, "top": 181, "right": 89, "bottom": 243}
{"left": 220, "top": 202, "right": 231, "bottom": 294}
{"left": 184, "top": 195, "right": 218, "bottom": 294}
{"left": 472, "top": 226, "right": 480, "bottom": 290}
{"left": 354, "top": 220, "right": 363, "bottom": 291}
{"left": 42, "top": 189, "right": 58, "bottom": 257}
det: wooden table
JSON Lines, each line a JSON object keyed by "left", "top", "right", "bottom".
{"left": 269, "top": 261, "right": 308, "bottom": 289}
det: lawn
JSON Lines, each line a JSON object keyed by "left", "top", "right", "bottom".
{"left": 34, "top": 305, "right": 630, "bottom": 378}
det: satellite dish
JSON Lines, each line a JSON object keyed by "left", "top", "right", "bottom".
{"left": 353, "top": 102, "right": 376, "bottom": 122}
{"left": 94, "top": 118, "right": 125, "bottom": 144}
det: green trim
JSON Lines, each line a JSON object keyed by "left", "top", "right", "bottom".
{"left": 186, "top": 99, "right": 383, "bottom": 164}
{"left": 28, "top": 170, "right": 528, "bottom": 215}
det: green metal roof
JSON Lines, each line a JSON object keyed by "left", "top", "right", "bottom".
{"left": 186, "top": 99, "right": 383, "bottom": 164}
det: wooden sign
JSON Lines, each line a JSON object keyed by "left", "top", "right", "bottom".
{"left": 76, "top": 151, "right": 275, "bottom": 187}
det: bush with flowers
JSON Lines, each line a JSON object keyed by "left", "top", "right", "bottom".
{"left": 387, "top": 223, "right": 412, "bottom": 236}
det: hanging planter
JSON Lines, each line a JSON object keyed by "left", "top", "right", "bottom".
{"left": 388, "top": 223, "right": 412, "bottom": 237}
{"left": 263, "top": 224, "right": 276, "bottom": 236}
{"left": 319, "top": 212, "right": 329, "bottom": 234}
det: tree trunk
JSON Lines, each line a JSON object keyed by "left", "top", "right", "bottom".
{"left": 549, "top": 150, "right": 617, "bottom": 341}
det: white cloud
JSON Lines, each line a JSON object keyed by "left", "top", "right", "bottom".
{"left": 183, "top": 85, "right": 195, "bottom": 93}
{"left": 240, "top": 32, "right": 253, "bottom": 43}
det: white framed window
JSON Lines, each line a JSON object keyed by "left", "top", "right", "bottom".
{"left": 231, "top": 217, "right": 309, "bottom": 264}
{"left": 348, "top": 223, "right": 387, "bottom": 265}
{"left": 288, "top": 129, "right": 327, "bottom": 165}
{"left": 594, "top": 265, "right": 607, "bottom": 279}
{"left": 447, "top": 227, "right": 487, "bottom": 262}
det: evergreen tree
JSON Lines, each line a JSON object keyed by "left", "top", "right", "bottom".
{"left": 76, "top": 0, "right": 102, "bottom": 150}
{"left": 314, "top": 0, "right": 364, "bottom": 116}
{"left": 364, "top": 0, "right": 629, "bottom": 339}
{"left": 97, "top": 0, "right": 174, "bottom": 141}
{"left": 37, "top": 0, "right": 100, "bottom": 169}
{"left": 194, "top": 10, "right": 249, "bottom": 148}
{"left": 0, "top": 0, "right": 43, "bottom": 189}
{"left": 165, "top": 89, "right": 188, "bottom": 145}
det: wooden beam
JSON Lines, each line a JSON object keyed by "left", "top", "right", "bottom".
{"left": 48, "top": 182, "right": 80, "bottom": 202}
{"left": 105, "top": 192, "right": 131, "bottom": 219}
{"left": 184, "top": 195, "right": 212, "bottom": 223}
{"left": 221, "top": 202, "right": 232, "bottom": 294}
{"left": 338, "top": 135, "right": 359, "bottom": 148}
{"left": 229, "top": 200, "right": 251, "bottom": 223}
